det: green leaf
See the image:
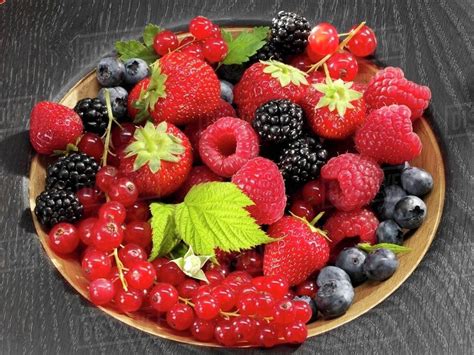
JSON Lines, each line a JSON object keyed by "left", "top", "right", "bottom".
{"left": 143, "top": 23, "right": 162, "bottom": 47}
{"left": 221, "top": 26, "right": 270, "bottom": 65}
{"left": 357, "top": 243, "right": 412, "bottom": 254}
{"left": 148, "top": 203, "right": 180, "bottom": 261}
{"left": 174, "top": 182, "right": 274, "bottom": 257}
{"left": 115, "top": 40, "right": 158, "bottom": 64}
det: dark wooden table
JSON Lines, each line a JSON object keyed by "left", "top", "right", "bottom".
{"left": 1, "top": 0, "right": 472, "bottom": 353}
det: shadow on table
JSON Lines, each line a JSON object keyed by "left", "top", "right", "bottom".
{"left": 0, "top": 130, "right": 32, "bottom": 177}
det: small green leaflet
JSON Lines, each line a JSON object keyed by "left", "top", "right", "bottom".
{"left": 115, "top": 23, "right": 162, "bottom": 64}
{"left": 143, "top": 23, "right": 162, "bottom": 47}
{"left": 357, "top": 243, "right": 412, "bottom": 254}
{"left": 174, "top": 182, "right": 274, "bottom": 257}
{"left": 221, "top": 26, "right": 269, "bottom": 65}
{"left": 148, "top": 203, "right": 180, "bottom": 261}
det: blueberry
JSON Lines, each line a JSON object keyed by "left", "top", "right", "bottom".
{"left": 375, "top": 185, "right": 407, "bottom": 220}
{"left": 401, "top": 167, "right": 433, "bottom": 197}
{"left": 220, "top": 80, "right": 234, "bottom": 103}
{"left": 293, "top": 295, "right": 318, "bottom": 322}
{"left": 315, "top": 280, "right": 354, "bottom": 318}
{"left": 316, "top": 266, "right": 351, "bottom": 287}
{"left": 96, "top": 57, "right": 125, "bottom": 87}
{"left": 123, "top": 58, "right": 150, "bottom": 86}
{"left": 335, "top": 247, "right": 368, "bottom": 285}
{"left": 393, "top": 195, "right": 427, "bottom": 229}
{"left": 363, "top": 249, "right": 399, "bottom": 281}
{"left": 376, "top": 219, "right": 404, "bottom": 245}
{"left": 98, "top": 87, "right": 128, "bottom": 118}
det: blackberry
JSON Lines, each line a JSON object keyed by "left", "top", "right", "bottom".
{"left": 46, "top": 152, "right": 99, "bottom": 191}
{"left": 270, "top": 11, "right": 311, "bottom": 55}
{"left": 250, "top": 41, "right": 285, "bottom": 63}
{"left": 278, "top": 136, "right": 328, "bottom": 187}
{"left": 74, "top": 98, "right": 108, "bottom": 135}
{"left": 253, "top": 99, "right": 304, "bottom": 144}
{"left": 35, "top": 189, "right": 83, "bottom": 228}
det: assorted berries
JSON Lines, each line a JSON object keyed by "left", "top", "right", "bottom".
{"left": 28, "top": 12, "right": 435, "bottom": 348}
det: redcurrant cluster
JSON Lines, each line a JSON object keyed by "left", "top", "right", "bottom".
{"left": 299, "top": 22, "right": 377, "bottom": 81}
{"left": 289, "top": 178, "right": 326, "bottom": 222}
{"left": 153, "top": 16, "right": 229, "bottom": 64}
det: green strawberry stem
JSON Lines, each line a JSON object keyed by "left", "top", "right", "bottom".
{"left": 289, "top": 211, "right": 330, "bottom": 241}
{"left": 307, "top": 21, "right": 366, "bottom": 73}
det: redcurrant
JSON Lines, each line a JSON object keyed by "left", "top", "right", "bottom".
{"left": 156, "top": 262, "right": 186, "bottom": 286}
{"left": 123, "top": 221, "right": 152, "bottom": 248}
{"left": 89, "top": 278, "right": 115, "bottom": 305}
{"left": 202, "top": 38, "right": 228, "bottom": 63}
{"left": 189, "top": 16, "right": 215, "bottom": 40}
{"left": 118, "top": 243, "right": 147, "bottom": 267}
{"left": 273, "top": 300, "right": 296, "bottom": 325}
{"left": 81, "top": 247, "right": 113, "bottom": 280}
{"left": 77, "top": 217, "right": 98, "bottom": 246}
{"left": 48, "top": 223, "right": 80, "bottom": 254}
{"left": 290, "top": 199, "right": 316, "bottom": 221}
{"left": 194, "top": 295, "right": 220, "bottom": 320}
{"left": 95, "top": 165, "right": 118, "bottom": 193}
{"left": 92, "top": 219, "right": 123, "bottom": 251}
{"left": 326, "top": 51, "right": 358, "bottom": 81}
{"left": 191, "top": 319, "right": 215, "bottom": 342}
{"left": 302, "top": 178, "right": 326, "bottom": 208}
{"left": 76, "top": 187, "right": 104, "bottom": 217}
{"left": 211, "top": 285, "right": 236, "bottom": 312}
{"left": 214, "top": 319, "right": 238, "bottom": 346}
{"left": 153, "top": 30, "right": 179, "bottom": 56}
{"left": 308, "top": 23, "right": 339, "bottom": 56}
{"left": 232, "top": 316, "right": 255, "bottom": 342}
{"left": 98, "top": 201, "right": 126, "bottom": 224}
{"left": 108, "top": 177, "right": 138, "bottom": 207}
{"left": 166, "top": 303, "right": 195, "bottom": 331}
{"left": 257, "top": 325, "right": 278, "bottom": 348}
{"left": 125, "top": 201, "right": 151, "bottom": 223}
{"left": 284, "top": 321, "right": 308, "bottom": 343}
{"left": 148, "top": 283, "right": 178, "bottom": 312}
{"left": 177, "top": 279, "right": 200, "bottom": 299}
{"left": 111, "top": 122, "right": 136, "bottom": 150}
{"left": 293, "top": 300, "right": 313, "bottom": 323}
{"left": 203, "top": 270, "right": 224, "bottom": 286}
{"left": 114, "top": 287, "right": 143, "bottom": 312}
{"left": 346, "top": 24, "right": 377, "bottom": 57}
{"left": 295, "top": 279, "right": 318, "bottom": 298}
{"left": 234, "top": 250, "right": 263, "bottom": 276}
{"left": 125, "top": 260, "right": 156, "bottom": 290}
{"left": 77, "top": 133, "right": 104, "bottom": 162}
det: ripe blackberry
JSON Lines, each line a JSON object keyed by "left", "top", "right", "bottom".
{"left": 35, "top": 189, "right": 83, "bottom": 228}
{"left": 46, "top": 152, "right": 99, "bottom": 191}
{"left": 250, "top": 41, "right": 285, "bottom": 62}
{"left": 74, "top": 98, "right": 109, "bottom": 135}
{"left": 253, "top": 99, "right": 304, "bottom": 144}
{"left": 278, "top": 136, "right": 329, "bottom": 187}
{"left": 270, "top": 11, "right": 311, "bottom": 55}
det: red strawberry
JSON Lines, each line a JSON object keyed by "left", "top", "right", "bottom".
{"left": 128, "top": 52, "right": 220, "bottom": 125}
{"left": 264, "top": 216, "right": 330, "bottom": 286}
{"left": 118, "top": 121, "right": 192, "bottom": 198}
{"left": 29, "top": 101, "right": 83, "bottom": 154}
{"left": 233, "top": 60, "right": 309, "bottom": 122}
{"left": 300, "top": 77, "right": 366, "bottom": 139}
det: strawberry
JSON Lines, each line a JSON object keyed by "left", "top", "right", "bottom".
{"left": 233, "top": 60, "right": 309, "bottom": 122}
{"left": 127, "top": 51, "right": 220, "bottom": 125}
{"left": 29, "top": 101, "right": 83, "bottom": 155}
{"left": 300, "top": 77, "right": 366, "bottom": 139}
{"left": 264, "top": 215, "right": 330, "bottom": 286}
{"left": 118, "top": 121, "right": 192, "bottom": 198}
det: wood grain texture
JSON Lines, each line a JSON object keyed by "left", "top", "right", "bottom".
{"left": 0, "top": 0, "right": 472, "bottom": 354}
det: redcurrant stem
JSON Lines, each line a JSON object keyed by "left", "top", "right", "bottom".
{"left": 307, "top": 21, "right": 366, "bottom": 73}
{"left": 113, "top": 248, "right": 128, "bottom": 291}
{"left": 338, "top": 32, "right": 350, "bottom": 37}
{"left": 102, "top": 89, "right": 115, "bottom": 167}
{"left": 178, "top": 296, "right": 195, "bottom": 307}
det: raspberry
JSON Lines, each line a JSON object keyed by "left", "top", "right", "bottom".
{"left": 184, "top": 100, "right": 237, "bottom": 161}
{"left": 321, "top": 153, "right": 383, "bottom": 211}
{"left": 174, "top": 165, "right": 224, "bottom": 201}
{"left": 364, "top": 67, "right": 431, "bottom": 120}
{"left": 354, "top": 105, "right": 422, "bottom": 164}
{"left": 199, "top": 117, "right": 259, "bottom": 178}
{"left": 232, "top": 157, "right": 286, "bottom": 225}
{"left": 323, "top": 208, "right": 379, "bottom": 258}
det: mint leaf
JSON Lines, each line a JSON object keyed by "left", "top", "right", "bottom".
{"left": 221, "top": 26, "right": 270, "bottom": 65}
{"left": 148, "top": 203, "right": 180, "bottom": 261}
{"left": 115, "top": 40, "right": 158, "bottom": 64}
{"left": 143, "top": 23, "right": 162, "bottom": 47}
{"left": 174, "top": 182, "right": 273, "bottom": 257}
{"left": 357, "top": 243, "right": 412, "bottom": 254}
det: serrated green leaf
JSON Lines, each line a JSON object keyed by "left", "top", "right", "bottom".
{"left": 357, "top": 243, "right": 412, "bottom": 254}
{"left": 221, "top": 26, "right": 270, "bottom": 65}
{"left": 143, "top": 23, "right": 162, "bottom": 47}
{"left": 174, "top": 182, "right": 273, "bottom": 257}
{"left": 148, "top": 203, "right": 180, "bottom": 261}
{"left": 115, "top": 40, "right": 158, "bottom": 64}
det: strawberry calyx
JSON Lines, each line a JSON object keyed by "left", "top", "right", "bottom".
{"left": 289, "top": 211, "right": 331, "bottom": 241}
{"left": 171, "top": 245, "right": 211, "bottom": 283}
{"left": 313, "top": 64, "right": 362, "bottom": 117}
{"left": 133, "top": 61, "right": 167, "bottom": 123}
{"left": 261, "top": 59, "right": 309, "bottom": 87}
{"left": 124, "top": 121, "right": 185, "bottom": 173}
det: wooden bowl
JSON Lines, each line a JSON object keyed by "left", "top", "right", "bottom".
{"left": 28, "top": 28, "right": 446, "bottom": 347}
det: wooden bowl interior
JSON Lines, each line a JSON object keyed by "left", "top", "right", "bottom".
{"left": 28, "top": 28, "right": 446, "bottom": 347}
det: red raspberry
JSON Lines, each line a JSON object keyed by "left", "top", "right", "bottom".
{"left": 184, "top": 100, "right": 237, "bottom": 161}
{"left": 174, "top": 165, "right": 224, "bottom": 201}
{"left": 232, "top": 157, "right": 286, "bottom": 225}
{"left": 321, "top": 153, "right": 383, "bottom": 211}
{"left": 323, "top": 208, "right": 379, "bottom": 259}
{"left": 364, "top": 67, "right": 431, "bottom": 120}
{"left": 199, "top": 117, "right": 259, "bottom": 178}
{"left": 354, "top": 104, "right": 422, "bottom": 164}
